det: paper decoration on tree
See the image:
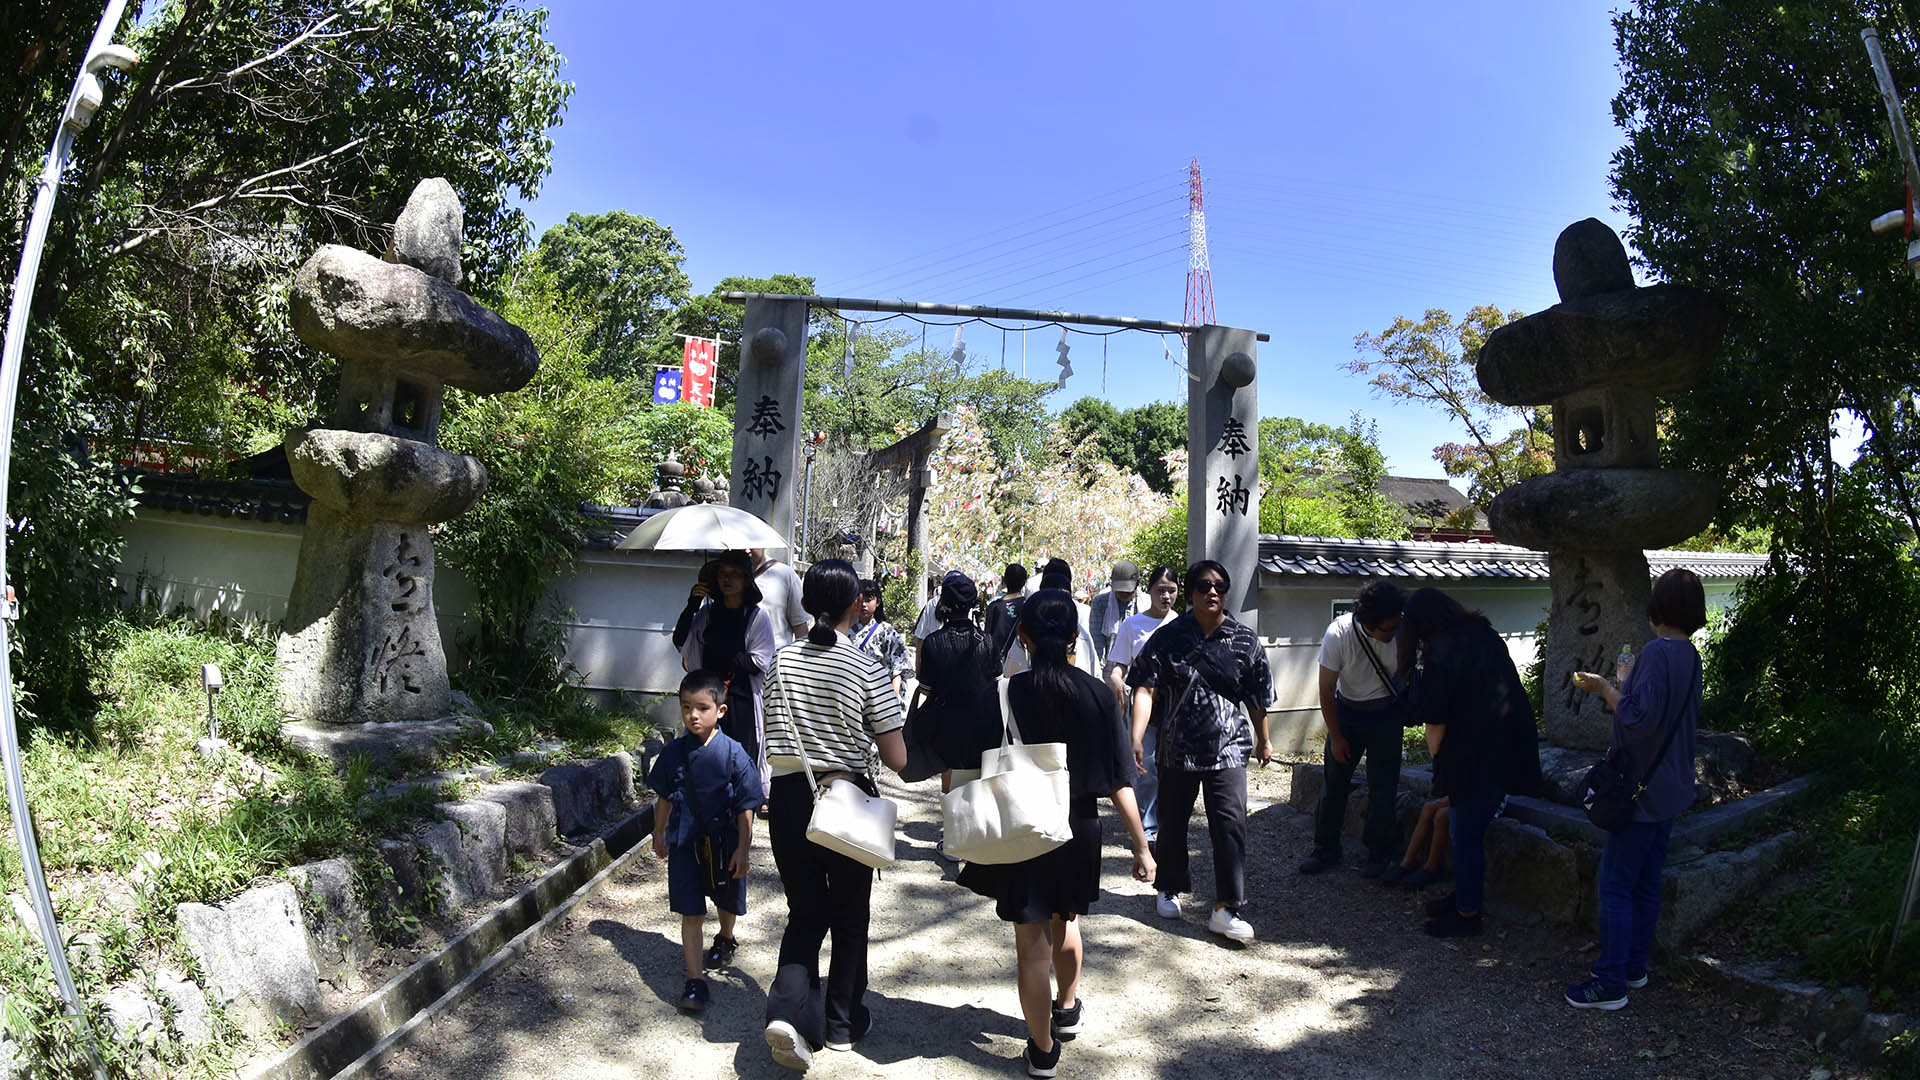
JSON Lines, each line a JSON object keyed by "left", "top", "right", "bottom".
{"left": 843, "top": 319, "right": 857, "bottom": 380}
{"left": 950, "top": 326, "right": 967, "bottom": 372}
{"left": 1055, "top": 329, "right": 1073, "bottom": 389}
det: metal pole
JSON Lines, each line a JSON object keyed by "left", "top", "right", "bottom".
{"left": 801, "top": 453, "right": 816, "bottom": 560}
{"left": 0, "top": 4, "right": 135, "bottom": 1073}
{"left": 1864, "top": 27, "right": 1920, "bottom": 966}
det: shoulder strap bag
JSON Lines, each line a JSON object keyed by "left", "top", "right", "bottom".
{"left": 940, "top": 677, "right": 1073, "bottom": 865}
{"left": 769, "top": 660, "right": 898, "bottom": 868}
{"left": 1579, "top": 652, "right": 1700, "bottom": 832}
{"left": 1352, "top": 627, "right": 1421, "bottom": 720}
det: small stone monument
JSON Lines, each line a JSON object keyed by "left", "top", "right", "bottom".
{"left": 1476, "top": 219, "right": 1725, "bottom": 749}
{"left": 276, "top": 178, "right": 539, "bottom": 725}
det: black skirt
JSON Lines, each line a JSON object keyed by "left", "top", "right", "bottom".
{"left": 955, "top": 798, "right": 1103, "bottom": 923}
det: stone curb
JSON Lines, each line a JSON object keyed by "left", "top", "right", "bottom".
{"left": 241, "top": 804, "right": 653, "bottom": 1080}
{"left": 1679, "top": 955, "right": 1916, "bottom": 1065}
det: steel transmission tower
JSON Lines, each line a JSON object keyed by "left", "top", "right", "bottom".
{"left": 1184, "top": 157, "right": 1217, "bottom": 328}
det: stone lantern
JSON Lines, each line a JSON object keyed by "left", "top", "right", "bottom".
{"left": 1476, "top": 219, "right": 1725, "bottom": 750}
{"left": 276, "top": 178, "right": 539, "bottom": 725}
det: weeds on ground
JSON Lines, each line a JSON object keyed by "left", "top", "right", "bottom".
{"left": 1749, "top": 784, "right": 1920, "bottom": 1010}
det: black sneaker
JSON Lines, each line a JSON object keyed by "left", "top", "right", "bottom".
{"left": 1565, "top": 978, "right": 1629, "bottom": 1010}
{"left": 1360, "top": 857, "right": 1388, "bottom": 879}
{"left": 1050, "top": 997, "right": 1083, "bottom": 1040}
{"left": 1023, "top": 1038, "right": 1062, "bottom": 1077}
{"left": 702, "top": 934, "right": 737, "bottom": 970}
{"left": 823, "top": 1008, "right": 872, "bottom": 1052}
{"left": 678, "top": 977, "right": 711, "bottom": 1014}
{"left": 1297, "top": 852, "right": 1336, "bottom": 875}
{"left": 1422, "top": 892, "right": 1457, "bottom": 917}
{"left": 1379, "top": 863, "right": 1410, "bottom": 885}
{"left": 1424, "top": 908, "right": 1483, "bottom": 938}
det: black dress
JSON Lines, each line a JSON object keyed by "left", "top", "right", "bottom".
{"left": 957, "top": 668, "right": 1137, "bottom": 923}
{"left": 696, "top": 605, "right": 762, "bottom": 772}
{"left": 918, "top": 623, "right": 1003, "bottom": 771}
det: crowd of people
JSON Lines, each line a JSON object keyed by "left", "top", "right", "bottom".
{"left": 646, "top": 548, "right": 1708, "bottom": 1073}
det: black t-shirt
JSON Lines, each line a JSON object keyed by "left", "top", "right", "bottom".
{"left": 984, "top": 595, "right": 1025, "bottom": 659}
{"left": 1005, "top": 666, "right": 1136, "bottom": 808}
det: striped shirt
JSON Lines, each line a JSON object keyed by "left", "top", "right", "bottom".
{"left": 763, "top": 631, "right": 905, "bottom": 777}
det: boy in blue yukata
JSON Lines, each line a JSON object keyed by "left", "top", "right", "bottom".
{"left": 649, "top": 670, "right": 764, "bottom": 1014}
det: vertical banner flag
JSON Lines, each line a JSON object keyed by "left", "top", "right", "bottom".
{"left": 681, "top": 337, "right": 717, "bottom": 407}
{"left": 651, "top": 369, "right": 683, "bottom": 404}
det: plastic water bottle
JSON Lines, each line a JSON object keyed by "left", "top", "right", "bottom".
{"left": 1615, "top": 644, "right": 1635, "bottom": 685}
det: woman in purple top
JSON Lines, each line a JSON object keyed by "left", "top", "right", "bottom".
{"left": 1565, "top": 568, "right": 1706, "bottom": 1010}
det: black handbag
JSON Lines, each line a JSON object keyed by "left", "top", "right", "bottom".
{"left": 1579, "top": 654, "right": 1698, "bottom": 831}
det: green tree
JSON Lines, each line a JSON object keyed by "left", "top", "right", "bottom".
{"left": 1609, "top": 0, "right": 1920, "bottom": 987}
{"left": 1349, "top": 306, "right": 1553, "bottom": 508}
{"left": 802, "top": 325, "right": 1055, "bottom": 461}
{"left": 0, "top": 0, "right": 570, "bottom": 728}
{"left": 437, "top": 268, "right": 648, "bottom": 697}
{"left": 1060, "top": 398, "right": 1188, "bottom": 494}
{"left": 532, "top": 211, "right": 691, "bottom": 379}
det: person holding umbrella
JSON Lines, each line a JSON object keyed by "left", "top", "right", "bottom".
{"left": 675, "top": 551, "right": 776, "bottom": 793}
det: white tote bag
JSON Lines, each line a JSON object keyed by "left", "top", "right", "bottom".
{"left": 940, "top": 677, "right": 1073, "bottom": 865}
{"left": 772, "top": 665, "right": 898, "bottom": 869}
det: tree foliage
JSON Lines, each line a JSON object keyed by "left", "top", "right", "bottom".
{"left": 532, "top": 211, "right": 690, "bottom": 379}
{"left": 436, "top": 268, "right": 649, "bottom": 697}
{"left": 1610, "top": 0, "right": 1920, "bottom": 749}
{"left": 1349, "top": 306, "right": 1553, "bottom": 509}
{"left": 0, "top": 0, "right": 570, "bottom": 729}
{"left": 1059, "top": 397, "right": 1189, "bottom": 494}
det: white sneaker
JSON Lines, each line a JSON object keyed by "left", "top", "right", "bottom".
{"left": 1208, "top": 905, "right": 1254, "bottom": 942}
{"left": 1154, "top": 892, "right": 1181, "bottom": 919}
{"left": 765, "top": 1019, "right": 812, "bottom": 1071}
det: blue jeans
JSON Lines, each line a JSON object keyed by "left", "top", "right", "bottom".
{"left": 1447, "top": 788, "right": 1505, "bottom": 914}
{"left": 1595, "top": 818, "right": 1674, "bottom": 990}
{"left": 1133, "top": 725, "right": 1159, "bottom": 836}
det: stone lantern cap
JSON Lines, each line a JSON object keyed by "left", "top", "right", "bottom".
{"left": 1476, "top": 220, "right": 1727, "bottom": 405}
{"left": 290, "top": 247, "right": 538, "bottom": 394}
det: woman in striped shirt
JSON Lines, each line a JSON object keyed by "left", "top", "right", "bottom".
{"left": 759, "top": 559, "right": 908, "bottom": 1071}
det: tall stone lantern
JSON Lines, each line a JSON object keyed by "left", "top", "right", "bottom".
{"left": 1476, "top": 220, "right": 1725, "bottom": 750}
{"left": 276, "top": 179, "right": 539, "bottom": 724}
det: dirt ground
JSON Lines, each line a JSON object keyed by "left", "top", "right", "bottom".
{"left": 367, "top": 766, "right": 1861, "bottom": 1080}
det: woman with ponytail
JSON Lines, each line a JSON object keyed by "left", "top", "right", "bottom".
{"left": 957, "top": 589, "right": 1155, "bottom": 1078}
{"left": 758, "top": 559, "right": 908, "bottom": 1071}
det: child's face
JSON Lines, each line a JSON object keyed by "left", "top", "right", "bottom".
{"left": 680, "top": 689, "right": 727, "bottom": 740}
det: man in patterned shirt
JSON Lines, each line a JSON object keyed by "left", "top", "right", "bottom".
{"left": 1126, "top": 559, "right": 1274, "bottom": 943}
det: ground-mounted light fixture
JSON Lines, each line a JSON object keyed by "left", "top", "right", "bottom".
{"left": 197, "top": 662, "right": 227, "bottom": 760}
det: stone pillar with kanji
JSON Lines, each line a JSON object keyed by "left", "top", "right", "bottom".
{"left": 731, "top": 297, "right": 808, "bottom": 543}
{"left": 1477, "top": 219, "right": 1725, "bottom": 750}
{"left": 276, "top": 178, "right": 539, "bottom": 724}
{"left": 1186, "top": 326, "right": 1261, "bottom": 628}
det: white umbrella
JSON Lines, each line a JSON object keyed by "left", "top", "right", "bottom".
{"left": 615, "top": 503, "right": 789, "bottom": 553}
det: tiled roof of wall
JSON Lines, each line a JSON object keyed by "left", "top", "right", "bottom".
{"left": 1258, "top": 535, "right": 1769, "bottom": 582}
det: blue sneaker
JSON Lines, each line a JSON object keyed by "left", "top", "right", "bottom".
{"left": 1591, "top": 965, "right": 1649, "bottom": 989}
{"left": 1564, "top": 978, "right": 1629, "bottom": 1010}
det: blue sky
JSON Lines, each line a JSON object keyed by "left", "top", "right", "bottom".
{"left": 528, "top": 1, "right": 1635, "bottom": 480}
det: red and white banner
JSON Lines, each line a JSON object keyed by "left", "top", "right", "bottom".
{"left": 681, "top": 337, "right": 717, "bottom": 407}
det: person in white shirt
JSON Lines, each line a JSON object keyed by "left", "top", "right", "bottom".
{"left": 1003, "top": 559, "right": 1097, "bottom": 676}
{"left": 1103, "top": 565, "right": 1180, "bottom": 844}
{"left": 749, "top": 548, "right": 811, "bottom": 650}
{"left": 1298, "top": 581, "right": 1407, "bottom": 879}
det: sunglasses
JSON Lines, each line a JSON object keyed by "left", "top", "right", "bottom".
{"left": 1193, "top": 579, "right": 1229, "bottom": 594}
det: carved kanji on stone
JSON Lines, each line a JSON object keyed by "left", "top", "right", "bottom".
{"left": 276, "top": 178, "right": 539, "bottom": 724}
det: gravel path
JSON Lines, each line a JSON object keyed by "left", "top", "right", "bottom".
{"left": 369, "top": 767, "right": 1854, "bottom": 1080}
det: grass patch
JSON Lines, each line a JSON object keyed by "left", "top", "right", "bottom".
{"left": 0, "top": 614, "right": 655, "bottom": 1075}
{"left": 1745, "top": 783, "right": 1920, "bottom": 1012}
